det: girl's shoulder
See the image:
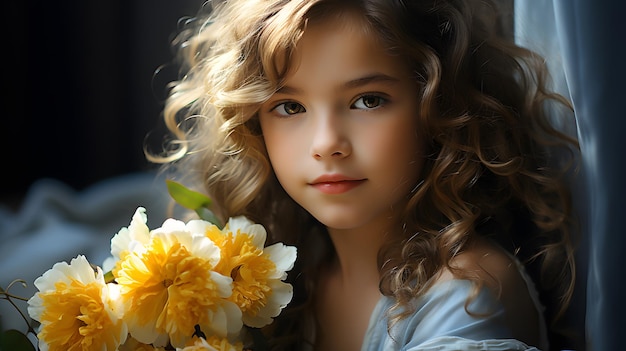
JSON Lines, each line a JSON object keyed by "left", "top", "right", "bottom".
{"left": 437, "top": 237, "right": 548, "bottom": 347}
{"left": 363, "top": 239, "right": 549, "bottom": 350}
{"left": 440, "top": 236, "right": 532, "bottom": 295}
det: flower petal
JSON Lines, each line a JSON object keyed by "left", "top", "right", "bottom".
{"left": 106, "top": 207, "right": 151, "bottom": 270}
{"left": 242, "top": 279, "right": 294, "bottom": 328}
{"left": 225, "top": 217, "right": 267, "bottom": 248}
{"left": 264, "top": 243, "right": 297, "bottom": 279}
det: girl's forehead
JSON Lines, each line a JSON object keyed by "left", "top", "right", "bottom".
{"left": 280, "top": 14, "right": 412, "bottom": 90}
{"left": 295, "top": 9, "right": 383, "bottom": 57}
{"left": 302, "top": 12, "right": 389, "bottom": 53}
{"left": 258, "top": 2, "right": 399, "bottom": 86}
{"left": 304, "top": 5, "right": 373, "bottom": 36}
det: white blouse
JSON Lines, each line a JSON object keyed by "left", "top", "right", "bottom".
{"left": 361, "top": 264, "right": 548, "bottom": 351}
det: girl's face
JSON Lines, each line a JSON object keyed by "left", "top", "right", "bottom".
{"left": 259, "top": 13, "right": 425, "bottom": 232}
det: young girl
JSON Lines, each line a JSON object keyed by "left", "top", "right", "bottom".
{"left": 149, "top": 0, "right": 579, "bottom": 350}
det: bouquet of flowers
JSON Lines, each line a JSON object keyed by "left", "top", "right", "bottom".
{"left": 1, "top": 180, "right": 297, "bottom": 351}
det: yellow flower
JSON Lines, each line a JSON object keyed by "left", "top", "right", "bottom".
{"left": 27, "top": 255, "right": 127, "bottom": 351}
{"left": 204, "top": 216, "right": 297, "bottom": 328}
{"left": 119, "top": 336, "right": 167, "bottom": 351}
{"left": 115, "top": 217, "right": 242, "bottom": 348}
{"left": 103, "top": 207, "right": 151, "bottom": 273}
{"left": 176, "top": 336, "right": 243, "bottom": 351}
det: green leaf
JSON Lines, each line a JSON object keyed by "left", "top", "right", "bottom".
{"left": 0, "top": 329, "right": 36, "bottom": 351}
{"left": 166, "top": 180, "right": 212, "bottom": 211}
{"left": 165, "top": 180, "right": 222, "bottom": 227}
{"left": 195, "top": 207, "right": 223, "bottom": 229}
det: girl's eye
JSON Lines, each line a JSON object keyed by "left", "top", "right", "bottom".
{"left": 273, "top": 102, "right": 306, "bottom": 116}
{"left": 352, "top": 95, "right": 386, "bottom": 109}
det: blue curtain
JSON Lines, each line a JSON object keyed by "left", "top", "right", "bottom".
{"left": 517, "top": 1, "right": 626, "bottom": 350}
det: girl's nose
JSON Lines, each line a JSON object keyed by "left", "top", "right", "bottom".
{"left": 309, "top": 110, "right": 352, "bottom": 159}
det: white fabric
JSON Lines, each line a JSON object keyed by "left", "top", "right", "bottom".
{"left": 362, "top": 276, "right": 547, "bottom": 351}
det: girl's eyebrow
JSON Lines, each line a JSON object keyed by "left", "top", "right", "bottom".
{"left": 275, "top": 73, "right": 400, "bottom": 95}
{"left": 343, "top": 73, "right": 400, "bottom": 88}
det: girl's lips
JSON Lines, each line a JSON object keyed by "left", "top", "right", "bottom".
{"left": 309, "top": 179, "right": 366, "bottom": 194}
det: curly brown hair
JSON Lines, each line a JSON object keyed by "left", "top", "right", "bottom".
{"left": 148, "top": 0, "right": 579, "bottom": 349}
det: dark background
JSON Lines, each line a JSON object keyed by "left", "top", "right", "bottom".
{"left": 3, "top": 1, "right": 202, "bottom": 209}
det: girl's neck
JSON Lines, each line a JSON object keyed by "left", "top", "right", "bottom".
{"left": 314, "top": 220, "right": 398, "bottom": 351}
{"left": 325, "top": 216, "right": 400, "bottom": 286}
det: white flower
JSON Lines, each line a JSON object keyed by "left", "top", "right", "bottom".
{"left": 114, "top": 215, "right": 243, "bottom": 349}
{"left": 25, "top": 204, "right": 298, "bottom": 351}
{"left": 103, "top": 206, "right": 150, "bottom": 272}
{"left": 27, "top": 255, "right": 127, "bottom": 351}
{"left": 205, "top": 216, "right": 297, "bottom": 328}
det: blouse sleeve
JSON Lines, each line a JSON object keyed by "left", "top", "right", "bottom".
{"left": 361, "top": 279, "right": 543, "bottom": 351}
